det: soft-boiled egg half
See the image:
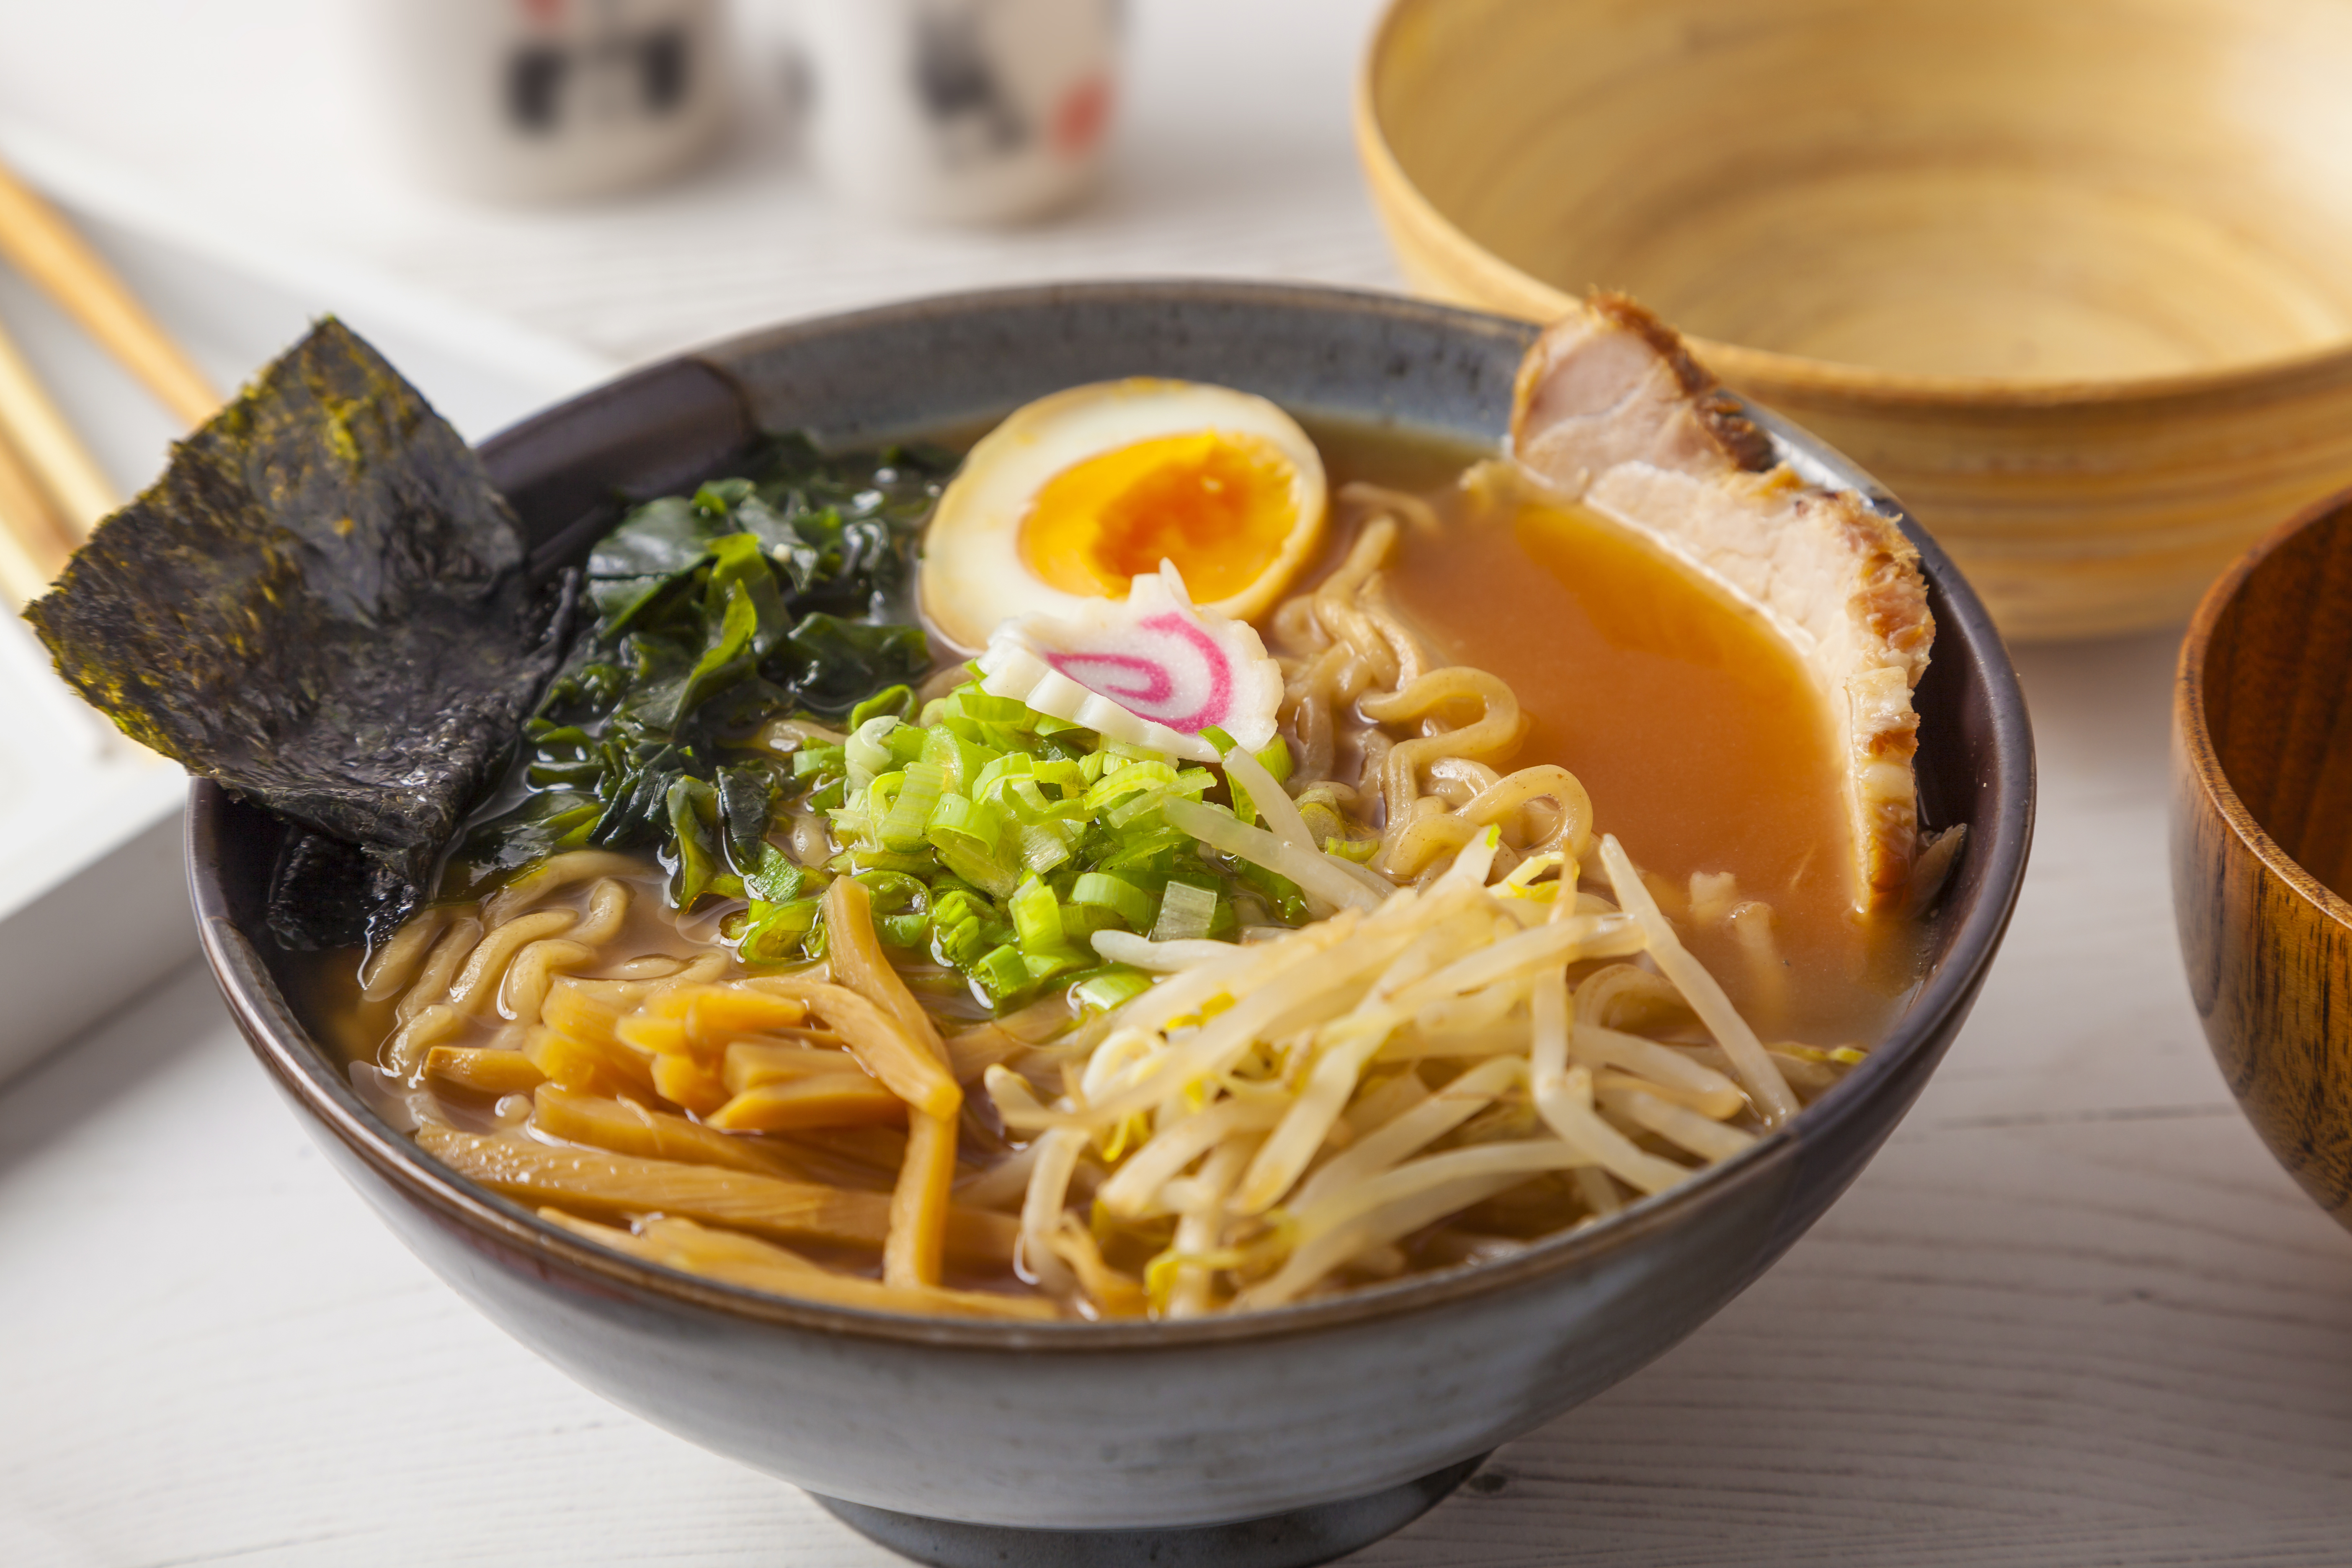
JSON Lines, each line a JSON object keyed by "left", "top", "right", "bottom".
{"left": 918, "top": 378, "right": 1328, "bottom": 652}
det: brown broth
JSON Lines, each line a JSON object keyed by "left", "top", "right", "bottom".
{"left": 1309, "top": 420, "right": 1918, "bottom": 1045}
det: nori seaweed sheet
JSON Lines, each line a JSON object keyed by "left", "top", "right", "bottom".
{"left": 25, "top": 318, "right": 573, "bottom": 948}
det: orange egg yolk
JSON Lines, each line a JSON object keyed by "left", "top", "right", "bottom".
{"left": 1016, "top": 430, "right": 1299, "bottom": 601}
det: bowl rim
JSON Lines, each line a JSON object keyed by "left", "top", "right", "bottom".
{"left": 190, "top": 277, "right": 2036, "bottom": 1353}
{"left": 2176, "top": 486, "right": 2352, "bottom": 929}
{"left": 1356, "top": 0, "right": 2352, "bottom": 412}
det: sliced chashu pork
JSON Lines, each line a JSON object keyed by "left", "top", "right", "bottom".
{"left": 1510, "top": 293, "right": 1933, "bottom": 916}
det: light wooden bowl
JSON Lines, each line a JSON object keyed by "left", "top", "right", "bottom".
{"left": 1357, "top": 0, "right": 2352, "bottom": 641}
{"left": 2175, "top": 490, "right": 2352, "bottom": 1231}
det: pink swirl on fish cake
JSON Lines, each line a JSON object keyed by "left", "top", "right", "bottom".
{"left": 1045, "top": 611, "right": 1233, "bottom": 736}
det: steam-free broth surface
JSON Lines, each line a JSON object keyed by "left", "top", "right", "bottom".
{"left": 1315, "top": 423, "right": 1915, "bottom": 1044}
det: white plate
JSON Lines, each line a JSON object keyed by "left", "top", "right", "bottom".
{"left": 0, "top": 154, "right": 616, "bottom": 1086}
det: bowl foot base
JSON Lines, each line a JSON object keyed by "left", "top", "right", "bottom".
{"left": 810, "top": 1450, "right": 1491, "bottom": 1568}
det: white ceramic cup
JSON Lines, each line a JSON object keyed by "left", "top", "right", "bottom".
{"left": 796, "top": 0, "right": 1120, "bottom": 224}
{"left": 359, "top": 0, "right": 731, "bottom": 202}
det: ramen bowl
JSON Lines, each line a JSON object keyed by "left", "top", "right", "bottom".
{"left": 1356, "top": 0, "right": 2352, "bottom": 642}
{"left": 190, "top": 283, "right": 2034, "bottom": 1565}
{"left": 2175, "top": 490, "right": 2352, "bottom": 1232}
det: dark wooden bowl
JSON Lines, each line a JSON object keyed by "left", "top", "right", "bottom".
{"left": 2176, "top": 495, "right": 2352, "bottom": 1228}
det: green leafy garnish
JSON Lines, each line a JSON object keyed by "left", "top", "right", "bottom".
{"left": 443, "top": 437, "right": 952, "bottom": 904}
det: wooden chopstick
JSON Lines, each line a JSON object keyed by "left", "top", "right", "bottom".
{"left": 0, "top": 154, "right": 219, "bottom": 429}
{"left": 0, "top": 307, "right": 116, "bottom": 537}
{"left": 0, "top": 423, "right": 71, "bottom": 607}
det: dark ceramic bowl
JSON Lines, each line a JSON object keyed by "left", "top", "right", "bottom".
{"left": 190, "top": 282, "right": 2034, "bottom": 1563}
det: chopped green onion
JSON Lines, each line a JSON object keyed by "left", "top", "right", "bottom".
{"left": 933, "top": 710, "right": 987, "bottom": 746}
{"left": 1072, "top": 871, "right": 1154, "bottom": 930}
{"left": 845, "top": 715, "right": 900, "bottom": 779}
{"left": 1010, "top": 876, "right": 1064, "bottom": 953}
{"left": 1016, "top": 819, "right": 1079, "bottom": 874}
{"left": 1022, "top": 947, "right": 1091, "bottom": 983}
{"left": 744, "top": 844, "right": 806, "bottom": 903}
{"left": 931, "top": 889, "right": 1001, "bottom": 969}
{"left": 1059, "top": 901, "right": 1122, "bottom": 946}
{"left": 1071, "top": 965, "right": 1154, "bottom": 1014}
{"left": 1003, "top": 777, "right": 1056, "bottom": 819}
{"left": 925, "top": 790, "right": 1005, "bottom": 852}
{"left": 934, "top": 841, "right": 1017, "bottom": 900}
{"left": 1085, "top": 761, "right": 1176, "bottom": 812}
{"left": 718, "top": 676, "right": 1341, "bottom": 1001}
{"left": 853, "top": 868, "right": 931, "bottom": 915}
{"left": 973, "top": 943, "right": 1032, "bottom": 1002}
{"left": 926, "top": 791, "right": 1018, "bottom": 897}
{"left": 877, "top": 912, "right": 931, "bottom": 947}
{"left": 920, "top": 726, "right": 993, "bottom": 792}
{"left": 1106, "top": 784, "right": 1174, "bottom": 830}
{"left": 957, "top": 691, "right": 1032, "bottom": 723}
{"left": 1150, "top": 879, "right": 1218, "bottom": 941}
{"left": 826, "top": 847, "right": 938, "bottom": 876}
{"left": 860, "top": 767, "right": 903, "bottom": 818}
{"left": 972, "top": 752, "right": 1028, "bottom": 800}
{"left": 881, "top": 761, "right": 945, "bottom": 851}
{"left": 1091, "top": 823, "right": 1197, "bottom": 877}
{"left": 1233, "top": 857, "right": 1312, "bottom": 925}
{"left": 736, "top": 895, "right": 823, "bottom": 963}
{"left": 847, "top": 684, "right": 915, "bottom": 729}
{"left": 793, "top": 744, "right": 845, "bottom": 778}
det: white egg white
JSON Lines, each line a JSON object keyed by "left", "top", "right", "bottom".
{"left": 916, "top": 377, "right": 1328, "bottom": 652}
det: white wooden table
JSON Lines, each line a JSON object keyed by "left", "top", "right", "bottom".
{"left": 4, "top": 4, "right": 2352, "bottom": 1563}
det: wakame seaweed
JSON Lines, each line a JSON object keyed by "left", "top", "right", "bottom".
{"left": 26, "top": 319, "right": 573, "bottom": 949}
{"left": 441, "top": 438, "right": 954, "bottom": 902}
